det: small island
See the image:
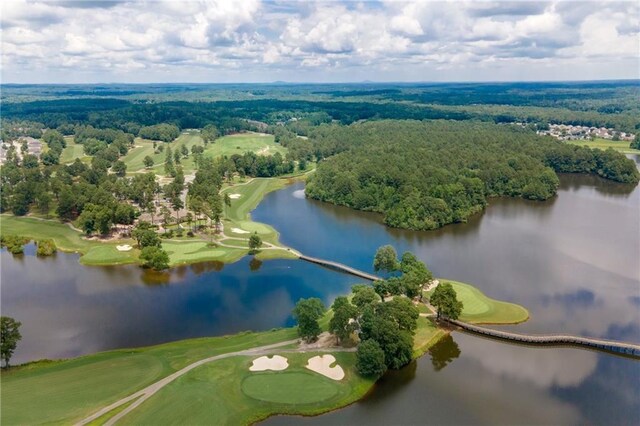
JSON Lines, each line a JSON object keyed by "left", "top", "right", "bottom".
{"left": 1, "top": 245, "right": 529, "bottom": 425}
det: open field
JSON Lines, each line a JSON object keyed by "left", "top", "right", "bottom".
{"left": 59, "top": 136, "right": 89, "bottom": 164}
{"left": 120, "top": 351, "right": 371, "bottom": 425}
{"left": 121, "top": 131, "right": 204, "bottom": 175}
{"left": 566, "top": 138, "right": 640, "bottom": 154}
{"left": 426, "top": 280, "right": 529, "bottom": 324}
{"left": 204, "top": 132, "right": 287, "bottom": 159}
{"left": 121, "top": 132, "right": 287, "bottom": 176}
{"left": 0, "top": 278, "right": 525, "bottom": 425}
{"left": 1, "top": 328, "right": 298, "bottom": 425}
{"left": 0, "top": 215, "right": 138, "bottom": 265}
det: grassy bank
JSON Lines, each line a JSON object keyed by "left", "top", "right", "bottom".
{"left": 0, "top": 175, "right": 299, "bottom": 266}
{"left": 119, "top": 351, "right": 373, "bottom": 426}
{"left": 566, "top": 138, "right": 640, "bottom": 154}
{"left": 426, "top": 279, "right": 530, "bottom": 324}
{"left": 1, "top": 328, "right": 298, "bottom": 425}
{"left": 0, "top": 278, "right": 528, "bottom": 425}
{"left": 0, "top": 215, "right": 139, "bottom": 265}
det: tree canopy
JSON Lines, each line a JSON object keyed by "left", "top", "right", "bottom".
{"left": 1, "top": 316, "right": 22, "bottom": 368}
{"left": 292, "top": 298, "right": 326, "bottom": 343}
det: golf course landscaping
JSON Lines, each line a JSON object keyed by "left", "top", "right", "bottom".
{"left": 0, "top": 278, "right": 529, "bottom": 425}
{"left": 0, "top": 174, "right": 301, "bottom": 267}
{"left": 426, "top": 280, "right": 530, "bottom": 324}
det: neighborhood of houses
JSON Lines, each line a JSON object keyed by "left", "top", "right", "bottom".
{"left": 0, "top": 137, "right": 43, "bottom": 165}
{"left": 537, "top": 124, "right": 635, "bottom": 142}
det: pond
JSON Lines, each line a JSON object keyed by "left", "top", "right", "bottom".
{"left": 2, "top": 158, "right": 638, "bottom": 424}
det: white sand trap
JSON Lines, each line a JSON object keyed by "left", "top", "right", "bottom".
{"left": 116, "top": 244, "right": 132, "bottom": 252}
{"left": 231, "top": 228, "right": 250, "bottom": 234}
{"left": 228, "top": 193, "right": 242, "bottom": 199}
{"left": 249, "top": 355, "right": 289, "bottom": 371}
{"left": 306, "top": 355, "right": 344, "bottom": 381}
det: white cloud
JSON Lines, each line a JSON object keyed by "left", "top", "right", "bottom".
{"left": 0, "top": 0, "right": 638, "bottom": 83}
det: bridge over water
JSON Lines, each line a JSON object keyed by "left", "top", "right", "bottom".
{"left": 297, "top": 253, "right": 640, "bottom": 359}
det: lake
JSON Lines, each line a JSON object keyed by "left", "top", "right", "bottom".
{"left": 2, "top": 160, "right": 639, "bottom": 424}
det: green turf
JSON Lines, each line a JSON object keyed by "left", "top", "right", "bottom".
{"left": 427, "top": 280, "right": 529, "bottom": 324}
{"left": 59, "top": 136, "right": 89, "bottom": 164}
{"left": 1, "top": 328, "right": 298, "bottom": 425}
{"left": 203, "top": 132, "right": 287, "bottom": 160}
{"left": 119, "top": 351, "right": 372, "bottom": 426}
{"left": 162, "top": 240, "right": 246, "bottom": 265}
{"left": 121, "top": 131, "right": 204, "bottom": 175}
{"left": 566, "top": 138, "right": 640, "bottom": 154}
{"left": 0, "top": 215, "right": 138, "bottom": 265}
{"left": 241, "top": 371, "right": 339, "bottom": 404}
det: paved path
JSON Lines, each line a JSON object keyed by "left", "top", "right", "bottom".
{"left": 75, "top": 339, "right": 298, "bottom": 426}
{"left": 75, "top": 341, "right": 356, "bottom": 426}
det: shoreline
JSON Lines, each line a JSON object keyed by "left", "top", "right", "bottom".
{"left": 1, "top": 278, "right": 529, "bottom": 425}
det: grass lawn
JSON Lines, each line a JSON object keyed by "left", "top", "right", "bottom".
{"left": 1, "top": 328, "right": 298, "bottom": 425}
{"left": 119, "top": 351, "right": 372, "bottom": 426}
{"left": 162, "top": 240, "right": 247, "bottom": 265}
{"left": 59, "top": 136, "right": 89, "bottom": 164}
{"left": 566, "top": 138, "right": 640, "bottom": 154}
{"left": 203, "top": 132, "right": 287, "bottom": 160}
{"left": 121, "top": 131, "right": 204, "bottom": 175}
{"left": 426, "top": 279, "right": 529, "bottom": 324}
{"left": 413, "top": 316, "right": 447, "bottom": 358}
{"left": 0, "top": 215, "right": 138, "bottom": 265}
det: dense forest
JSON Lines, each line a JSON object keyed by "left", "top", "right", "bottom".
{"left": 305, "top": 120, "right": 639, "bottom": 231}
{"left": 3, "top": 81, "right": 639, "bottom": 132}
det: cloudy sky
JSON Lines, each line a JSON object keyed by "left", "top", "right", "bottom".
{"left": 1, "top": 0, "right": 638, "bottom": 83}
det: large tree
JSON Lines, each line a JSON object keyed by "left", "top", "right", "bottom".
{"left": 329, "top": 296, "right": 358, "bottom": 344}
{"left": 430, "top": 282, "right": 464, "bottom": 320}
{"left": 292, "top": 298, "right": 326, "bottom": 343}
{"left": 249, "top": 232, "right": 263, "bottom": 252}
{"left": 140, "top": 246, "right": 170, "bottom": 270}
{"left": 356, "top": 339, "right": 386, "bottom": 378}
{"left": 1, "top": 316, "right": 22, "bottom": 368}
{"left": 373, "top": 245, "right": 398, "bottom": 273}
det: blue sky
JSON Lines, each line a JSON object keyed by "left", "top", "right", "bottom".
{"left": 1, "top": 0, "right": 638, "bottom": 83}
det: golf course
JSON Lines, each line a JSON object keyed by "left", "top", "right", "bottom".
{"left": 0, "top": 277, "right": 528, "bottom": 425}
{"left": 425, "top": 280, "right": 530, "bottom": 324}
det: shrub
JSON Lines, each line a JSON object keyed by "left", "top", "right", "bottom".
{"left": 36, "top": 239, "right": 57, "bottom": 256}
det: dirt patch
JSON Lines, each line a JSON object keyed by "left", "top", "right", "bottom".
{"left": 297, "top": 332, "right": 337, "bottom": 350}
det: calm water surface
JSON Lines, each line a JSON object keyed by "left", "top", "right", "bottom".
{"left": 2, "top": 159, "right": 639, "bottom": 424}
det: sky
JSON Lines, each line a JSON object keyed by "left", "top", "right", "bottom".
{"left": 1, "top": 0, "right": 639, "bottom": 84}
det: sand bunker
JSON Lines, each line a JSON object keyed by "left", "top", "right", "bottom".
{"left": 228, "top": 193, "right": 242, "bottom": 199}
{"left": 249, "top": 355, "right": 289, "bottom": 372}
{"left": 306, "top": 355, "right": 344, "bottom": 380}
{"left": 231, "top": 228, "right": 250, "bottom": 234}
{"left": 116, "top": 244, "right": 133, "bottom": 252}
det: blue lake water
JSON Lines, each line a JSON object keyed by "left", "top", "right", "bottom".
{"left": 2, "top": 161, "right": 639, "bottom": 424}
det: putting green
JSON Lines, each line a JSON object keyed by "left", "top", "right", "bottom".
{"left": 241, "top": 372, "right": 339, "bottom": 404}
{"left": 445, "top": 280, "right": 529, "bottom": 324}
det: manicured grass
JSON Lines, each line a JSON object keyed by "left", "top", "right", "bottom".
{"left": 203, "top": 132, "right": 287, "bottom": 160}
{"left": 162, "top": 240, "right": 247, "bottom": 265}
{"left": 242, "top": 371, "right": 339, "bottom": 404}
{"left": 1, "top": 328, "right": 298, "bottom": 425}
{"left": 59, "top": 136, "right": 89, "bottom": 164}
{"left": 121, "top": 131, "right": 204, "bottom": 175}
{"left": 119, "top": 351, "right": 372, "bottom": 426}
{"left": 413, "top": 316, "right": 447, "bottom": 358}
{"left": 566, "top": 138, "right": 640, "bottom": 154}
{"left": 427, "top": 280, "right": 529, "bottom": 324}
{"left": 0, "top": 215, "right": 139, "bottom": 265}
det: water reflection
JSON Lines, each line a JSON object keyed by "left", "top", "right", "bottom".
{"left": 429, "top": 335, "right": 461, "bottom": 371}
